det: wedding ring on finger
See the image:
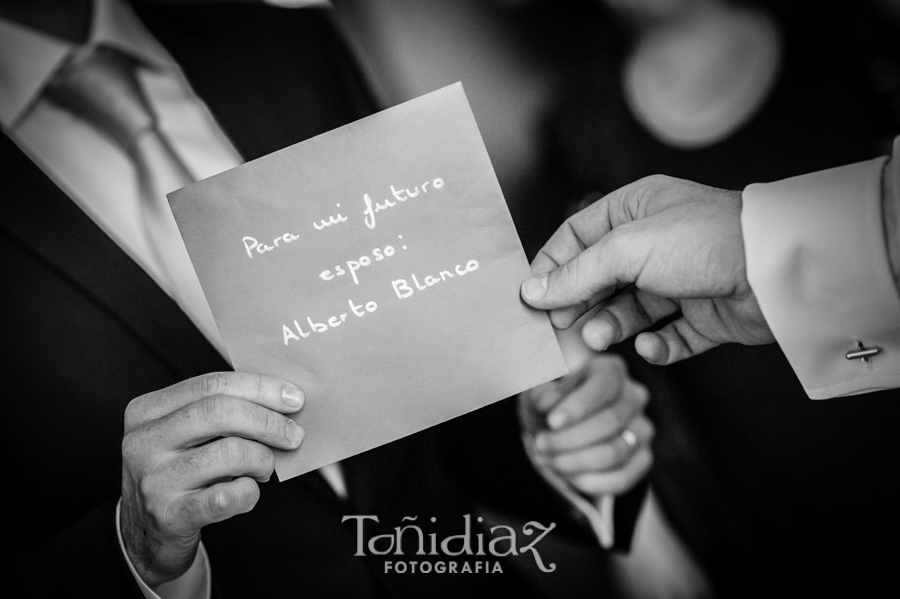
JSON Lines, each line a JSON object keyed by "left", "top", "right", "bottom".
{"left": 621, "top": 428, "right": 638, "bottom": 449}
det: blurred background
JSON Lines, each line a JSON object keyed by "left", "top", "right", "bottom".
{"left": 332, "top": 0, "right": 900, "bottom": 256}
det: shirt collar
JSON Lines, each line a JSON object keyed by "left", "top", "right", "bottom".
{"left": 91, "top": 0, "right": 177, "bottom": 72}
{"left": 0, "top": 0, "right": 177, "bottom": 129}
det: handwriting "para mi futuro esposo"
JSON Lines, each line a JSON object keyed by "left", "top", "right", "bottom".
{"left": 241, "top": 177, "right": 445, "bottom": 260}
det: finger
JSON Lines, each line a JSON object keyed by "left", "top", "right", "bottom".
{"left": 173, "top": 437, "right": 277, "bottom": 487}
{"left": 524, "top": 177, "right": 666, "bottom": 323}
{"left": 527, "top": 200, "right": 619, "bottom": 329}
{"left": 545, "top": 282, "right": 646, "bottom": 332}
{"left": 154, "top": 395, "right": 305, "bottom": 450}
{"left": 544, "top": 355, "right": 628, "bottom": 429}
{"left": 529, "top": 198, "right": 614, "bottom": 278}
{"left": 522, "top": 226, "right": 643, "bottom": 328}
{"left": 569, "top": 447, "right": 653, "bottom": 496}
{"left": 581, "top": 288, "right": 678, "bottom": 351}
{"left": 534, "top": 378, "right": 649, "bottom": 453}
{"left": 171, "top": 477, "right": 261, "bottom": 534}
{"left": 548, "top": 416, "right": 654, "bottom": 475}
{"left": 530, "top": 252, "right": 596, "bottom": 333}
{"left": 546, "top": 292, "right": 614, "bottom": 331}
{"left": 634, "top": 318, "right": 721, "bottom": 365}
{"left": 128, "top": 372, "right": 305, "bottom": 426}
{"left": 530, "top": 179, "right": 660, "bottom": 278}
{"left": 523, "top": 365, "right": 590, "bottom": 415}
{"left": 517, "top": 394, "right": 544, "bottom": 436}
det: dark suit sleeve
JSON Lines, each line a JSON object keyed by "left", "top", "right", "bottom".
{"left": 440, "top": 397, "right": 647, "bottom": 552}
{"left": 6, "top": 497, "right": 144, "bottom": 598}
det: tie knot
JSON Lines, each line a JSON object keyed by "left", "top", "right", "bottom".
{"left": 45, "top": 46, "right": 156, "bottom": 152}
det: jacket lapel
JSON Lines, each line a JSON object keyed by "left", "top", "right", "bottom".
{"left": 0, "top": 3, "right": 382, "bottom": 506}
{"left": 0, "top": 133, "right": 227, "bottom": 379}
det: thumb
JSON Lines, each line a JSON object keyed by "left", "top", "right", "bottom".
{"left": 634, "top": 317, "right": 721, "bottom": 365}
{"left": 521, "top": 234, "right": 629, "bottom": 325}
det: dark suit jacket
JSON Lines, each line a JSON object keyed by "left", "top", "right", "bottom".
{"left": 0, "top": 4, "right": 641, "bottom": 597}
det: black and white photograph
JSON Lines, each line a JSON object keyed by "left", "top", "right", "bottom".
{"left": 2, "top": 0, "right": 898, "bottom": 597}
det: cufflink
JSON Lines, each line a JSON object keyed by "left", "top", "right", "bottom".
{"left": 845, "top": 341, "right": 881, "bottom": 364}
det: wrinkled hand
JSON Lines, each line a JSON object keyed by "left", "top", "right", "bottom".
{"left": 521, "top": 175, "right": 775, "bottom": 365}
{"left": 120, "top": 372, "right": 306, "bottom": 587}
{"left": 519, "top": 352, "right": 653, "bottom": 499}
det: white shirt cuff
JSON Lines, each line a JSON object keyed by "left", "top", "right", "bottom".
{"left": 742, "top": 154, "right": 900, "bottom": 398}
{"left": 522, "top": 436, "right": 616, "bottom": 548}
{"left": 115, "top": 499, "right": 211, "bottom": 599}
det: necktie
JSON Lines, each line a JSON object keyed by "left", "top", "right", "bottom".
{"left": 44, "top": 46, "right": 227, "bottom": 358}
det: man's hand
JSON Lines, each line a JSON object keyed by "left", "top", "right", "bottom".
{"left": 519, "top": 353, "right": 653, "bottom": 499}
{"left": 521, "top": 175, "right": 775, "bottom": 365}
{"left": 120, "top": 372, "right": 306, "bottom": 587}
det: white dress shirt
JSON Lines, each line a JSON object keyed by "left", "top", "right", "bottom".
{"left": 0, "top": 0, "right": 237, "bottom": 357}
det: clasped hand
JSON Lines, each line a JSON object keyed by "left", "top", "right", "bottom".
{"left": 519, "top": 351, "right": 653, "bottom": 500}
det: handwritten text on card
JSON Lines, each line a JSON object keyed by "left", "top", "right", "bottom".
{"left": 238, "top": 177, "right": 478, "bottom": 346}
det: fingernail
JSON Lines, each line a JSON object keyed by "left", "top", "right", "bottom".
{"left": 286, "top": 420, "right": 305, "bottom": 445}
{"left": 547, "top": 410, "right": 570, "bottom": 430}
{"left": 521, "top": 274, "right": 548, "bottom": 302}
{"left": 635, "top": 333, "right": 664, "bottom": 364}
{"left": 582, "top": 319, "right": 612, "bottom": 351}
{"left": 282, "top": 385, "right": 305, "bottom": 409}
